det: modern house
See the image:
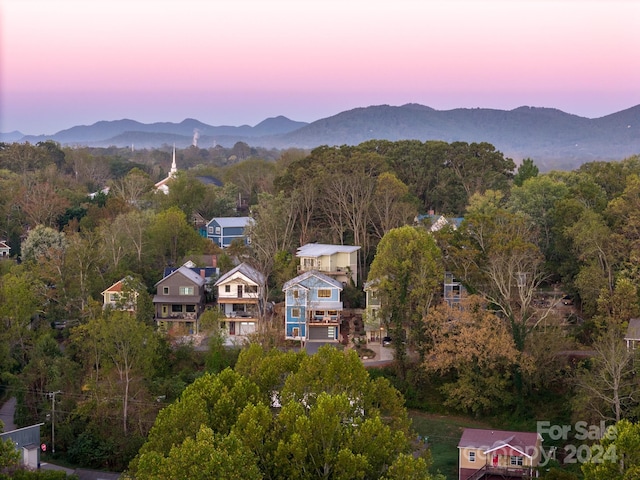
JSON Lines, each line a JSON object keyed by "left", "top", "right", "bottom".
{"left": 101, "top": 277, "right": 138, "bottom": 313}
{"left": 214, "top": 262, "right": 265, "bottom": 336}
{"left": 296, "top": 243, "right": 361, "bottom": 286}
{"left": 283, "top": 270, "right": 343, "bottom": 342}
{"left": 206, "top": 217, "right": 252, "bottom": 248}
{"left": 363, "top": 280, "right": 385, "bottom": 343}
{"left": 153, "top": 265, "right": 206, "bottom": 334}
{"left": 458, "top": 428, "right": 543, "bottom": 480}
{"left": 0, "top": 240, "right": 10, "bottom": 259}
{"left": 625, "top": 318, "right": 640, "bottom": 350}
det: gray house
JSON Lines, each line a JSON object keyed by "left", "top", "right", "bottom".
{"left": 153, "top": 266, "right": 206, "bottom": 334}
{"left": 0, "top": 423, "right": 44, "bottom": 469}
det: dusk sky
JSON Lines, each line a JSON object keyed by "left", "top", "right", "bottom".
{"left": 1, "top": 0, "right": 639, "bottom": 135}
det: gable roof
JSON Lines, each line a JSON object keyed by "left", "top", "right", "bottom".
{"left": 207, "top": 216, "right": 252, "bottom": 228}
{"left": 102, "top": 278, "right": 126, "bottom": 295}
{"left": 0, "top": 240, "right": 10, "bottom": 250}
{"left": 155, "top": 265, "right": 206, "bottom": 287}
{"left": 296, "top": 243, "right": 361, "bottom": 257}
{"left": 458, "top": 428, "right": 541, "bottom": 458}
{"left": 215, "top": 262, "right": 265, "bottom": 286}
{"left": 625, "top": 318, "right": 640, "bottom": 341}
{"left": 282, "top": 270, "right": 344, "bottom": 291}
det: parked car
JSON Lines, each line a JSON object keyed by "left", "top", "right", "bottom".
{"left": 562, "top": 295, "right": 574, "bottom": 306}
{"left": 382, "top": 336, "right": 392, "bottom": 346}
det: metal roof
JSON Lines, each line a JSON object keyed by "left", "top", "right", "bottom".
{"left": 296, "top": 243, "right": 360, "bottom": 257}
{"left": 207, "top": 216, "right": 252, "bottom": 228}
{"left": 215, "top": 262, "right": 265, "bottom": 286}
{"left": 282, "top": 270, "right": 344, "bottom": 291}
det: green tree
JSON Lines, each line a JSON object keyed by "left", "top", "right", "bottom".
{"left": 367, "top": 226, "right": 443, "bottom": 374}
{"left": 513, "top": 157, "right": 539, "bottom": 187}
{"left": 582, "top": 419, "right": 640, "bottom": 480}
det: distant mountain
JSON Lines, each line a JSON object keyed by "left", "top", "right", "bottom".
{"left": 17, "top": 116, "right": 308, "bottom": 147}
{"left": 0, "top": 130, "right": 25, "bottom": 143}
{"left": 6, "top": 104, "right": 640, "bottom": 170}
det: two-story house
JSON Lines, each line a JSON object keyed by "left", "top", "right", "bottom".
{"left": 206, "top": 217, "right": 252, "bottom": 248}
{"left": 214, "top": 262, "right": 265, "bottom": 336}
{"left": 458, "top": 428, "right": 543, "bottom": 480}
{"left": 153, "top": 265, "right": 206, "bottom": 334}
{"left": 101, "top": 276, "right": 139, "bottom": 313}
{"left": 296, "top": 243, "right": 361, "bottom": 286}
{"left": 164, "top": 257, "right": 219, "bottom": 303}
{"left": 283, "top": 270, "right": 343, "bottom": 342}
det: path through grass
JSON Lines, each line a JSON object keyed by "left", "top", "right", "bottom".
{"left": 409, "top": 410, "right": 492, "bottom": 480}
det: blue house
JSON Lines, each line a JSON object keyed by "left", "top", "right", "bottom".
{"left": 282, "top": 270, "right": 343, "bottom": 342}
{"left": 206, "top": 217, "right": 252, "bottom": 248}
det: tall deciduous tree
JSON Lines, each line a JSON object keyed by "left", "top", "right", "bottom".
{"left": 367, "top": 226, "right": 443, "bottom": 374}
{"left": 573, "top": 327, "right": 637, "bottom": 423}
{"left": 423, "top": 296, "right": 524, "bottom": 414}
{"left": 370, "top": 172, "right": 417, "bottom": 240}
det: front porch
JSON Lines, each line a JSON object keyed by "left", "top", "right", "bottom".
{"left": 463, "top": 464, "right": 537, "bottom": 480}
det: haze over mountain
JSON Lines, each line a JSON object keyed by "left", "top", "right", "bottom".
{"left": 4, "top": 104, "right": 640, "bottom": 171}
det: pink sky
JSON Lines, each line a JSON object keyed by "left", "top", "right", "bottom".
{"left": 1, "top": 0, "right": 639, "bottom": 134}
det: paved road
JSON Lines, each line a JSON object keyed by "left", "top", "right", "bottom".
{"left": 0, "top": 397, "right": 17, "bottom": 431}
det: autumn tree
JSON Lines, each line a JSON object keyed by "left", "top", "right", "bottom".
{"left": 423, "top": 296, "right": 524, "bottom": 414}
{"left": 446, "top": 201, "right": 548, "bottom": 351}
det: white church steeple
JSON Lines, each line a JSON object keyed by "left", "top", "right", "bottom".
{"left": 170, "top": 143, "right": 177, "bottom": 177}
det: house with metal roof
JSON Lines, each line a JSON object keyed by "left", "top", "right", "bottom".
{"left": 206, "top": 216, "right": 253, "bottom": 248}
{"left": 296, "top": 243, "right": 361, "bottom": 285}
{"left": 458, "top": 428, "right": 543, "bottom": 480}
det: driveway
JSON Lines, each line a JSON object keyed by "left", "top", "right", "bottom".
{"left": 0, "top": 397, "right": 16, "bottom": 431}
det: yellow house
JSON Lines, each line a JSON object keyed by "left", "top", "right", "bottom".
{"left": 458, "top": 428, "right": 543, "bottom": 480}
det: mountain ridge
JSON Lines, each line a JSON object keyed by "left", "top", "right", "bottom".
{"left": 4, "top": 104, "right": 640, "bottom": 170}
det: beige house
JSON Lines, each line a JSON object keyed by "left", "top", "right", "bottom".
{"left": 458, "top": 428, "right": 542, "bottom": 480}
{"left": 101, "top": 277, "right": 138, "bottom": 313}
{"left": 296, "top": 243, "right": 361, "bottom": 286}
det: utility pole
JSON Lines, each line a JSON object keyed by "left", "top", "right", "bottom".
{"left": 48, "top": 391, "right": 61, "bottom": 453}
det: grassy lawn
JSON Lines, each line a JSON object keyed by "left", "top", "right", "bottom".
{"left": 409, "top": 410, "right": 492, "bottom": 480}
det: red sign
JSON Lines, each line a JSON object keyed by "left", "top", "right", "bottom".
{"left": 41, "top": 443, "right": 46, "bottom": 452}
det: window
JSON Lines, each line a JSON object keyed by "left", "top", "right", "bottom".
{"left": 109, "top": 293, "right": 118, "bottom": 302}
{"left": 327, "top": 310, "right": 338, "bottom": 316}
{"left": 293, "top": 290, "right": 299, "bottom": 299}
{"left": 246, "top": 285, "right": 258, "bottom": 294}
{"left": 163, "top": 286, "right": 170, "bottom": 295}
{"left": 318, "top": 289, "right": 331, "bottom": 298}
{"left": 215, "top": 226, "right": 221, "bottom": 235}
{"left": 172, "top": 304, "right": 183, "bottom": 313}
{"left": 292, "top": 327, "right": 300, "bottom": 337}
{"left": 186, "top": 304, "right": 196, "bottom": 313}
{"left": 291, "top": 308, "right": 300, "bottom": 318}
{"left": 225, "top": 285, "right": 231, "bottom": 293}
{"left": 179, "top": 286, "right": 194, "bottom": 295}
{"left": 468, "top": 451, "right": 476, "bottom": 462}
{"left": 510, "top": 456, "right": 523, "bottom": 466}
{"left": 208, "top": 226, "right": 213, "bottom": 234}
